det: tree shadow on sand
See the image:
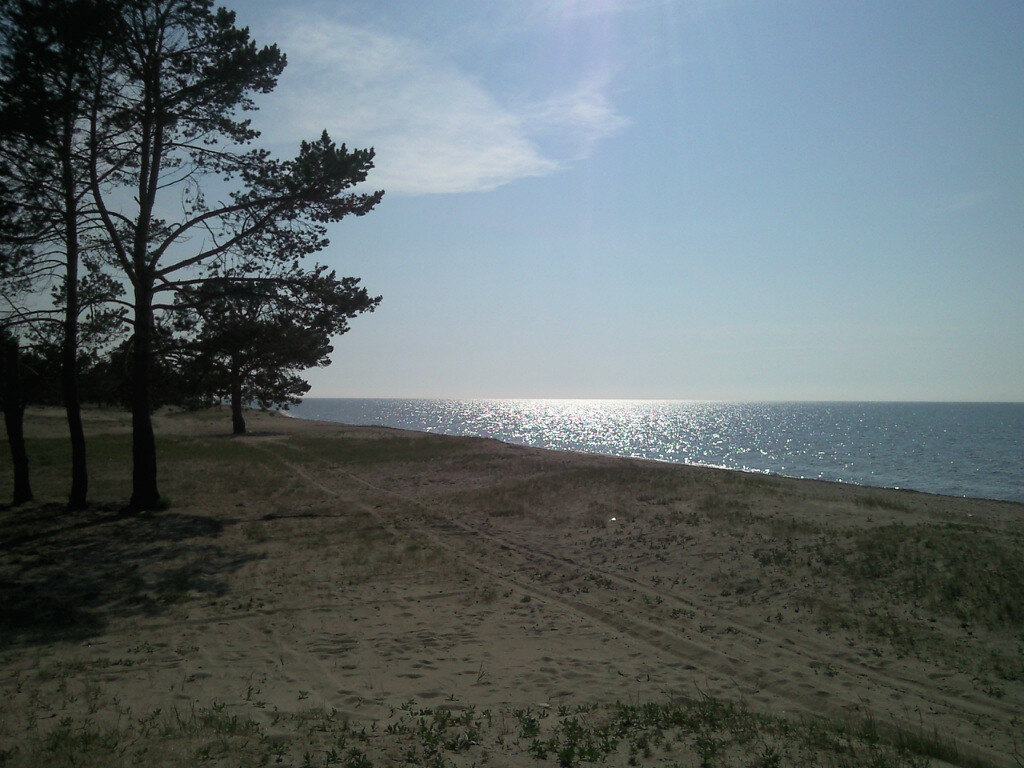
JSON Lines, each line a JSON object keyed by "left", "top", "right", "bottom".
{"left": 0, "top": 502, "right": 258, "bottom": 649}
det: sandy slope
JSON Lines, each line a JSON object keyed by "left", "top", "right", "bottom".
{"left": 1, "top": 408, "right": 1022, "bottom": 766}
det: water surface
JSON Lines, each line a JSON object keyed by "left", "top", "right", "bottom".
{"left": 290, "top": 399, "right": 1023, "bottom": 503}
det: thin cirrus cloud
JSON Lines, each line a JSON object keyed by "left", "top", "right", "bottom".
{"left": 520, "top": 80, "right": 630, "bottom": 161}
{"left": 529, "top": 0, "right": 646, "bottom": 22}
{"left": 257, "top": 19, "right": 628, "bottom": 195}
{"left": 526, "top": 0, "right": 696, "bottom": 25}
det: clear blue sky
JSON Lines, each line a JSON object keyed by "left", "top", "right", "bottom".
{"left": 232, "top": 0, "right": 1023, "bottom": 401}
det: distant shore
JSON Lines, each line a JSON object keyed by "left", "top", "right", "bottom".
{"left": 2, "top": 407, "right": 1022, "bottom": 767}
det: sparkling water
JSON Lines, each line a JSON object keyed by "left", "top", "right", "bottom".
{"left": 289, "top": 399, "right": 1024, "bottom": 503}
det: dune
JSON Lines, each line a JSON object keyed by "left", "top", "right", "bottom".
{"left": 1, "top": 407, "right": 1021, "bottom": 767}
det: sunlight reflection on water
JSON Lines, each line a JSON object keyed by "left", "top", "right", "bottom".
{"left": 290, "top": 399, "right": 1024, "bottom": 504}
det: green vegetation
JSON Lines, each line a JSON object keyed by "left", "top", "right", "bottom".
{"left": 292, "top": 434, "right": 476, "bottom": 466}
{"left": 796, "top": 523, "right": 1024, "bottom": 683}
{"left": 838, "top": 523, "right": 1024, "bottom": 629}
{"left": 0, "top": 694, "right": 1001, "bottom": 768}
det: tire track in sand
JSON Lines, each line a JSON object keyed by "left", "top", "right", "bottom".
{"left": 260, "top": 444, "right": 1016, "bottom": 768}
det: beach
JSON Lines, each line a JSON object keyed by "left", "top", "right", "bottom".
{"left": 1, "top": 407, "right": 1022, "bottom": 767}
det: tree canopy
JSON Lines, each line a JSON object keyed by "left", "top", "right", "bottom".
{"left": 174, "top": 263, "right": 380, "bottom": 434}
{"left": 0, "top": 0, "right": 384, "bottom": 510}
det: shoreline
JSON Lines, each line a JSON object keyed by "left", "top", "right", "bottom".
{"left": 16, "top": 402, "right": 1024, "bottom": 507}
{"left": 282, "top": 404, "right": 1024, "bottom": 508}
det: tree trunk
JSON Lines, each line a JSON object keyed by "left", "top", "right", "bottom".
{"left": 1, "top": 335, "right": 33, "bottom": 505}
{"left": 230, "top": 368, "right": 246, "bottom": 435}
{"left": 61, "top": 121, "right": 88, "bottom": 511}
{"left": 62, "top": 277, "right": 88, "bottom": 510}
{"left": 128, "top": 280, "right": 162, "bottom": 511}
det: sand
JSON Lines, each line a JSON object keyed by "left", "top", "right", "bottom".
{"left": 1, "top": 407, "right": 1022, "bottom": 766}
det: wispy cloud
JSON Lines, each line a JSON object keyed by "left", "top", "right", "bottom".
{"left": 254, "top": 18, "right": 627, "bottom": 195}
{"left": 521, "top": 78, "right": 630, "bottom": 160}
{"left": 526, "top": 0, "right": 698, "bottom": 25}
{"left": 528, "top": 0, "right": 648, "bottom": 22}
{"left": 526, "top": 0, "right": 733, "bottom": 28}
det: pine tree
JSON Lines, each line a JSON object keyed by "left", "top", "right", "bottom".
{"left": 2, "top": 0, "right": 382, "bottom": 511}
{"left": 173, "top": 263, "right": 380, "bottom": 434}
{"left": 82, "top": 0, "right": 383, "bottom": 510}
{"left": 0, "top": 0, "right": 120, "bottom": 509}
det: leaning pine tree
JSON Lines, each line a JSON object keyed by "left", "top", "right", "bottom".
{"left": 84, "top": 0, "right": 383, "bottom": 511}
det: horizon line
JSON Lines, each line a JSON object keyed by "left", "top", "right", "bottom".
{"left": 299, "top": 396, "right": 1024, "bottom": 405}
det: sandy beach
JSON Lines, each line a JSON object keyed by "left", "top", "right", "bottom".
{"left": 1, "top": 407, "right": 1022, "bottom": 767}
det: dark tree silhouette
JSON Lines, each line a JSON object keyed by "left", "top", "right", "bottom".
{"left": 0, "top": 326, "right": 32, "bottom": 504}
{"left": 0, "top": 180, "right": 41, "bottom": 506}
{"left": 173, "top": 265, "right": 380, "bottom": 434}
{"left": 77, "top": 0, "right": 383, "bottom": 510}
{"left": 0, "top": 0, "right": 123, "bottom": 509}
{"left": 2, "top": 0, "right": 382, "bottom": 511}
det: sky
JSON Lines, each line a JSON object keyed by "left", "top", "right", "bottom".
{"left": 230, "top": 0, "right": 1024, "bottom": 401}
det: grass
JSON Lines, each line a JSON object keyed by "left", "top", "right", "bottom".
{"left": 740, "top": 520, "right": 1024, "bottom": 682}
{"left": 840, "top": 523, "right": 1024, "bottom": 629}
{"left": 291, "top": 433, "right": 474, "bottom": 466}
{"left": 0, "top": 694, "right": 1001, "bottom": 768}
{"left": 853, "top": 496, "right": 917, "bottom": 513}
{"left": 0, "top": 425, "right": 288, "bottom": 505}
